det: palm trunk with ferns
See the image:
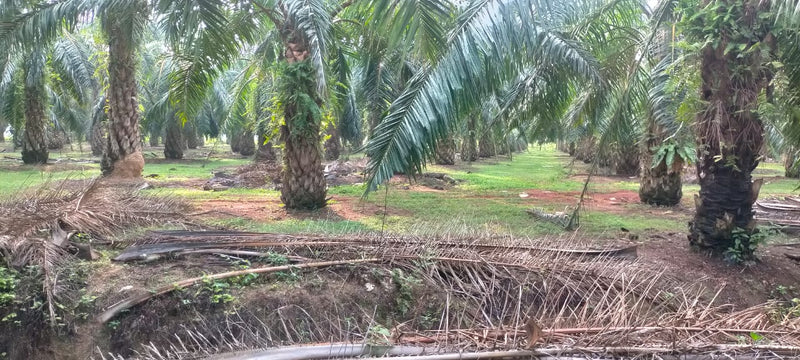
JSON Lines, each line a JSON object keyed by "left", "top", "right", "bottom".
{"left": 639, "top": 122, "right": 682, "bottom": 206}
{"left": 101, "top": 15, "right": 144, "bottom": 177}
{"left": 21, "top": 81, "right": 48, "bottom": 164}
{"left": 255, "top": 129, "right": 278, "bottom": 163}
{"left": 685, "top": 0, "right": 773, "bottom": 254}
{"left": 280, "top": 30, "right": 327, "bottom": 208}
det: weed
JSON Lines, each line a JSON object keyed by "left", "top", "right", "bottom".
{"left": 725, "top": 227, "right": 778, "bottom": 262}
{"left": 199, "top": 276, "right": 236, "bottom": 304}
{"left": 769, "top": 298, "right": 800, "bottom": 322}
{"left": 366, "top": 324, "right": 392, "bottom": 346}
{"left": 391, "top": 269, "right": 421, "bottom": 317}
{"left": 0, "top": 267, "right": 17, "bottom": 309}
{"left": 265, "top": 252, "right": 290, "bottom": 266}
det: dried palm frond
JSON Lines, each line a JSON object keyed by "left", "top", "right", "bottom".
{"left": 0, "top": 178, "right": 188, "bottom": 325}
{"left": 91, "top": 229, "right": 798, "bottom": 359}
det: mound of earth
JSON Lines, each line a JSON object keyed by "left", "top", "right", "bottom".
{"left": 324, "top": 157, "right": 367, "bottom": 186}
{"left": 203, "top": 161, "right": 282, "bottom": 191}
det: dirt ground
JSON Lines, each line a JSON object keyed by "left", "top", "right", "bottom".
{"left": 194, "top": 195, "right": 411, "bottom": 222}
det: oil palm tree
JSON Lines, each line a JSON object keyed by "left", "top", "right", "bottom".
{"left": 676, "top": 0, "right": 800, "bottom": 255}
{"left": 161, "top": 0, "right": 451, "bottom": 208}
{"left": 1, "top": 5, "right": 98, "bottom": 164}
{"left": 1, "top": 0, "right": 149, "bottom": 174}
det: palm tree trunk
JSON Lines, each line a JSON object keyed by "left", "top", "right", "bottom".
{"left": 435, "top": 136, "right": 456, "bottom": 165}
{"left": 574, "top": 136, "right": 596, "bottom": 163}
{"left": 164, "top": 117, "right": 184, "bottom": 159}
{"left": 324, "top": 123, "right": 341, "bottom": 161}
{"left": 184, "top": 121, "right": 201, "bottom": 149}
{"left": 101, "top": 18, "right": 144, "bottom": 177}
{"left": 21, "top": 83, "right": 48, "bottom": 165}
{"left": 279, "top": 55, "right": 326, "bottom": 209}
{"left": 688, "top": 0, "right": 770, "bottom": 253}
{"left": 461, "top": 117, "right": 478, "bottom": 162}
{"left": 91, "top": 116, "right": 107, "bottom": 156}
{"left": 639, "top": 154, "right": 682, "bottom": 206}
{"left": 148, "top": 132, "right": 159, "bottom": 147}
{"left": 614, "top": 145, "right": 640, "bottom": 176}
{"left": 478, "top": 132, "right": 494, "bottom": 158}
{"left": 230, "top": 130, "right": 242, "bottom": 153}
{"left": 238, "top": 129, "right": 255, "bottom": 156}
{"left": 639, "top": 121, "right": 682, "bottom": 206}
{"left": 495, "top": 138, "right": 509, "bottom": 156}
{"left": 47, "top": 127, "right": 68, "bottom": 150}
{"left": 784, "top": 148, "right": 799, "bottom": 178}
{"left": 255, "top": 129, "right": 277, "bottom": 163}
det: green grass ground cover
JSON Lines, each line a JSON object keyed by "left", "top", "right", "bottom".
{"left": 1, "top": 142, "right": 797, "bottom": 239}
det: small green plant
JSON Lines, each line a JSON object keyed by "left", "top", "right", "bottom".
{"left": 391, "top": 269, "right": 421, "bottom": 316}
{"left": 199, "top": 276, "right": 235, "bottom": 304}
{"left": 265, "top": 252, "right": 290, "bottom": 266}
{"left": 0, "top": 267, "right": 17, "bottom": 308}
{"left": 725, "top": 226, "right": 777, "bottom": 262}
{"left": 366, "top": 324, "right": 392, "bottom": 346}
{"left": 749, "top": 332, "right": 764, "bottom": 343}
{"left": 651, "top": 142, "right": 694, "bottom": 172}
{"left": 107, "top": 320, "right": 120, "bottom": 330}
{"left": 274, "top": 267, "right": 300, "bottom": 283}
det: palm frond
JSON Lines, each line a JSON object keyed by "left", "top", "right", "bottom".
{"left": 162, "top": 3, "right": 258, "bottom": 124}
{"left": 51, "top": 33, "right": 97, "bottom": 103}
{"left": 364, "top": 0, "right": 602, "bottom": 192}
{"left": 0, "top": 0, "right": 93, "bottom": 52}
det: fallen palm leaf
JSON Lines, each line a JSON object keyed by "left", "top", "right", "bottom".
{"left": 0, "top": 178, "right": 188, "bottom": 325}
{"left": 114, "top": 230, "right": 638, "bottom": 262}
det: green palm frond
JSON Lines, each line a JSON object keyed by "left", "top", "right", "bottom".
{"left": 370, "top": 0, "right": 453, "bottom": 60}
{"left": 0, "top": 0, "right": 92, "bottom": 52}
{"left": 47, "top": 85, "right": 90, "bottom": 135}
{"left": 364, "top": 0, "right": 604, "bottom": 192}
{"left": 162, "top": 2, "right": 259, "bottom": 124}
{"left": 51, "top": 33, "right": 97, "bottom": 103}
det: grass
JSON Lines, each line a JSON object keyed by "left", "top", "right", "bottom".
{"left": 0, "top": 165, "right": 98, "bottom": 194}
{"left": 0, "top": 142, "right": 249, "bottom": 194}
{"left": 142, "top": 158, "right": 250, "bottom": 182}
{"left": 209, "top": 217, "right": 372, "bottom": 235}
{"left": 1, "top": 142, "right": 797, "bottom": 240}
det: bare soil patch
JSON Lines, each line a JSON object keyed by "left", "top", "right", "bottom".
{"left": 193, "top": 195, "right": 409, "bottom": 222}
{"left": 638, "top": 233, "right": 800, "bottom": 307}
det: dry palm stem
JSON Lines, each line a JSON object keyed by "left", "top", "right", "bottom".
{"left": 96, "top": 258, "right": 379, "bottom": 324}
{"left": 210, "top": 344, "right": 800, "bottom": 360}
{"left": 119, "top": 230, "right": 637, "bottom": 261}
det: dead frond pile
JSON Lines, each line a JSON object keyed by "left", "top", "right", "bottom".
{"left": 96, "top": 230, "right": 800, "bottom": 359}
{"left": 0, "top": 178, "right": 188, "bottom": 325}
